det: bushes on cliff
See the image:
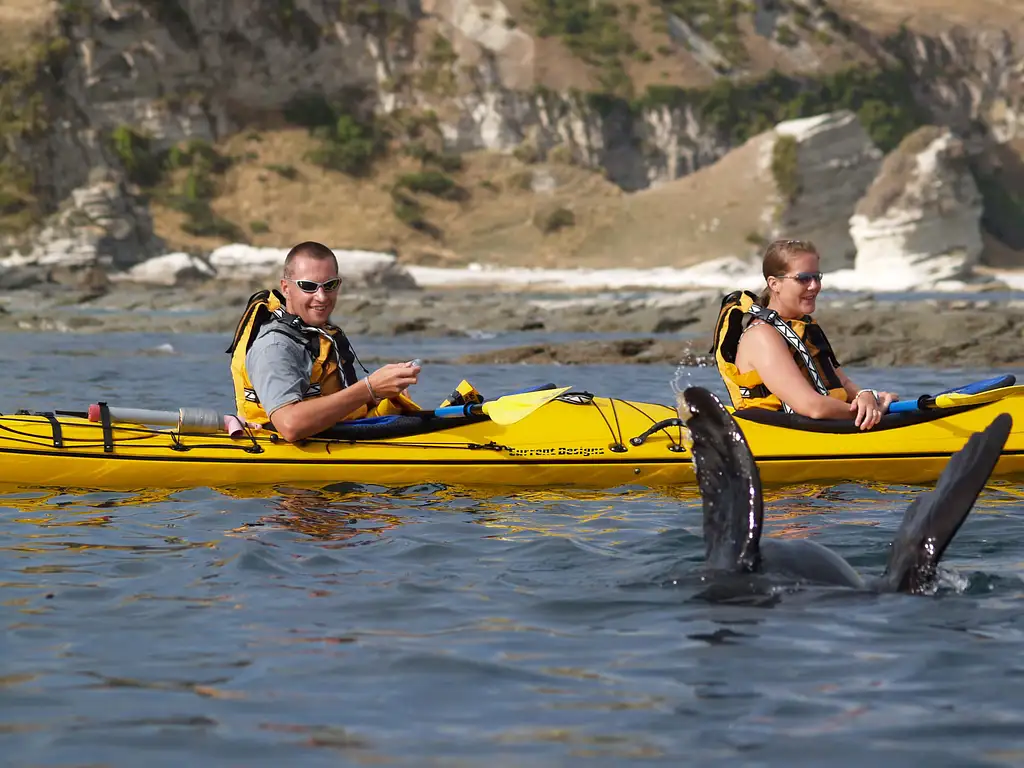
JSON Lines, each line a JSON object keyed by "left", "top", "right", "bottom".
{"left": 638, "top": 65, "right": 923, "bottom": 152}
{"left": 284, "top": 92, "right": 385, "bottom": 177}
{"left": 771, "top": 135, "right": 800, "bottom": 203}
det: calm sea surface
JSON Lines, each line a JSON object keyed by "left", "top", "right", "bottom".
{"left": 2, "top": 330, "right": 1024, "bottom": 766}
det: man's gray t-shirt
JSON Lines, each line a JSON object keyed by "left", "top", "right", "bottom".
{"left": 245, "top": 325, "right": 316, "bottom": 417}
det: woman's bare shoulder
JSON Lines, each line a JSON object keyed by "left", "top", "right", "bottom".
{"left": 740, "top": 320, "right": 785, "bottom": 346}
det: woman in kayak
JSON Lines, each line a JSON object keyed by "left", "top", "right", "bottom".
{"left": 713, "top": 239, "right": 897, "bottom": 430}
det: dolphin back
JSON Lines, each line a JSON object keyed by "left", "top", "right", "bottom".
{"left": 680, "top": 387, "right": 763, "bottom": 573}
{"left": 876, "top": 412, "right": 1012, "bottom": 594}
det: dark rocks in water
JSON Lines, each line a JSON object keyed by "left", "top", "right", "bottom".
{"left": 0, "top": 265, "right": 47, "bottom": 291}
{"left": 456, "top": 338, "right": 710, "bottom": 365}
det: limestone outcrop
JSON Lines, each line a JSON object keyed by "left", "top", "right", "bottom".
{"left": 849, "top": 126, "right": 983, "bottom": 287}
{"left": 0, "top": 167, "right": 161, "bottom": 273}
{"left": 765, "top": 111, "right": 883, "bottom": 271}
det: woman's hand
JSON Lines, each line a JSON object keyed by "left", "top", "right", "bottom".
{"left": 850, "top": 389, "right": 884, "bottom": 430}
{"left": 876, "top": 391, "right": 899, "bottom": 413}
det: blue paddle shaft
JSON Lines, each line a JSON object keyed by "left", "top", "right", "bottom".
{"left": 433, "top": 403, "right": 483, "bottom": 419}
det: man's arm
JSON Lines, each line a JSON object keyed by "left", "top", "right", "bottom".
{"left": 272, "top": 363, "right": 422, "bottom": 441}
{"left": 246, "top": 336, "right": 374, "bottom": 442}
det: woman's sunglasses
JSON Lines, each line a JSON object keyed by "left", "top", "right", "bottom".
{"left": 288, "top": 277, "right": 342, "bottom": 293}
{"left": 775, "top": 271, "right": 823, "bottom": 286}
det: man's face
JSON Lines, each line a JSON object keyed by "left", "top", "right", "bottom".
{"left": 281, "top": 254, "right": 341, "bottom": 328}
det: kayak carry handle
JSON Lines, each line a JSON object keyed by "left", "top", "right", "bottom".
{"left": 630, "top": 418, "right": 687, "bottom": 447}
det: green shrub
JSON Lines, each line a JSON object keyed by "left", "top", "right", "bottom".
{"left": 636, "top": 65, "right": 923, "bottom": 152}
{"left": 403, "top": 143, "right": 463, "bottom": 172}
{"left": 182, "top": 167, "right": 216, "bottom": 201}
{"left": 395, "top": 170, "right": 461, "bottom": 200}
{"left": 775, "top": 24, "right": 799, "bottom": 47}
{"left": 282, "top": 93, "right": 337, "bottom": 129}
{"left": 507, "top": 170, "right": 535, "bottom": 191}
{"left": 0, "top": 187, "right": 28, "bottom": 216}
{"left": 771, "top": 134, "right": 800, "bottom": 203}
{"left": 524, "top": 0, "right": 638, "bottom": 95}
{"left": 182, "top": 208, "right": 246, "bottom": 240}
{"left": 110, "top": 126, "right": 163, "bottom": 187}
{"left": 266, "top": 163, "right": 299, "bottom": 180}
{"left": 533, "top": 205, "right": 575, "bottom": 233}
{"left": 250, "top": 219, "right": 270, "bottom": 234}
{"left": 391, "top": 191, "right": 424, "bottom": 226}
{"left": 305, "top": 113, "right": 381, "bottom": 176}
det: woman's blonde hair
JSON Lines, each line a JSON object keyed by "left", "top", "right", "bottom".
{"left": 757, "top": 239, "right": 820, "bottom": 306}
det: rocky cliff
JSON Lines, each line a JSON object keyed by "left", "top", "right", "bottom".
{"left": 850, "top": 125, "right": 983, "bottom": 286}
{"left": 0, "top": 0, "right": 1021, "bottom": 272}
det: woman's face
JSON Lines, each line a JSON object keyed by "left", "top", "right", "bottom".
{"left": 768, "top": 250, "right": 822, "bottom": 317}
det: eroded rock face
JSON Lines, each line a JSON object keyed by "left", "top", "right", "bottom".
{"left": 0, "top": 167, "right": 161, "bottom": 273}
{"left": 849, "top": 126, "right": 983, "bottom": 286}
{"left": 892, "top": 28, "right": 1023, "bottom": 143}
{"left": 766, "top": 111, "right": 883, "bottom": 271}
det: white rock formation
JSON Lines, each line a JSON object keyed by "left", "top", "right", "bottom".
{"left": 849, "top": 126, "right": 983, "bottom": 287}
{"left": 764, "top": 110, "right": 883, "bottom": 271}
{"left": 206, "top": 245, "right": 418, "bottom": 289}
{"left": 114, "top": 252, "right": 216, "bottom": 286}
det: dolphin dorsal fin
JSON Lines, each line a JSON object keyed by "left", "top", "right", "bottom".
{"left": 680, "top": 387, "right": 763, "bottom": 573}
{"left": 878, "top": 413, "right": 1012, "bottom": 593}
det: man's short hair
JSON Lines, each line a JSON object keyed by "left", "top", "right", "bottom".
{"left": 283, "top": 241, "right": 338, "bottom": 278}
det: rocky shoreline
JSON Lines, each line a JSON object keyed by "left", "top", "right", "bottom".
{"left": 1, "top": 281, "right": 1022, "bottom": 369}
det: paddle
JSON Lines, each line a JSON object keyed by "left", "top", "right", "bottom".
{"left": 431, "top": 386, "right": 573, "bottom": 425}
{"left": 888, "top": 384, "right": 1024, "bottom": 414}
{"left": 88, "top": 386, "right": 573, "bottom": 433}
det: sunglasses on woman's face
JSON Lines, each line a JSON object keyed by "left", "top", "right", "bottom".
{"left": 288, "top": 277, "right": 342, "bottom": 293}
{"left": 775, "top": 271, "right": 823, "bottom": 286}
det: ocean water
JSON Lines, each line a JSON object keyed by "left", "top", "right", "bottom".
{"left": 1, "top": 330, "right": 1023, "bottom": 766}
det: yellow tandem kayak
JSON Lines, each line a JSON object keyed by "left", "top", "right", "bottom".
{"left": 0, "top": 388, "right": 1022, "bottom": 491}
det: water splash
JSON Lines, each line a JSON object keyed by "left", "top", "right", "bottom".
{"left": 672, "top": 387, "right": 694, "bottom": 452}
{"left": 670, "top": 360, "right": 694, "bottom": 398}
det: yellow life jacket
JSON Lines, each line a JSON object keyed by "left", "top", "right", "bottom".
{"left": 226, "top": 289, "right": 419, "bottom": 427}
{"left": 709, "top": 290, "right": 847, "bottom": 412}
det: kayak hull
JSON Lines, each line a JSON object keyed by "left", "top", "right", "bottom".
{"left": 0, "top": 396, "right": 692, "bottom": 491}
{"left": 1, "top": 393, "right": 1022, "bottom": 491}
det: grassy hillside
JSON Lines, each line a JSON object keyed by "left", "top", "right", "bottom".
{"left": 1, "top": 0, "right": 1022, "bottom": 265}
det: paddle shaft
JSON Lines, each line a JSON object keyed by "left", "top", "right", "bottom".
{"left": 888, "top": 385, "right": 1024, "bottom": 413}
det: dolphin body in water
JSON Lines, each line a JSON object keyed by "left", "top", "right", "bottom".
{"left": 679, "top": 386, "right": 1012, "bottom": 595}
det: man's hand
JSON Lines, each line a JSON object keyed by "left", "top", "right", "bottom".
{"left": 367, "top": 361, "right": 420, "bottom": 400}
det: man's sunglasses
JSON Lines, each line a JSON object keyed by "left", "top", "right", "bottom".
{"left": 774, "top": 271, "right": 823, "bottom": 285}
{"left": 288, "top": 277, "right": 342, "bottom": 293}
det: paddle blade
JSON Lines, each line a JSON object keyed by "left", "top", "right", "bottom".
{"left": 877, "top": 413, "right": 1012, "bottom": 594}
{"left": 938, "top": 374, "right": 1016, "bottom": 397}
{"left": 479, "top": 386, "right": 573, "bottom": 425}
{"left": 933, "top": 385, "right": 1024, "bottom": 409}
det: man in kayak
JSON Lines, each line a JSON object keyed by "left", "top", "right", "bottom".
{"left": 227, "top": 241, "right": 420, "bottom": 442}
{"left": 711, "top": 239, "right": 897, "bottom": 430}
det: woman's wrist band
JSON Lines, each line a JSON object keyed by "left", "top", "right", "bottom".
{"left": 365, "top": 376, "right": 379, "bottom": 404}
{"left": 855, "top": 389, "right": 879, "bottom": 400}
